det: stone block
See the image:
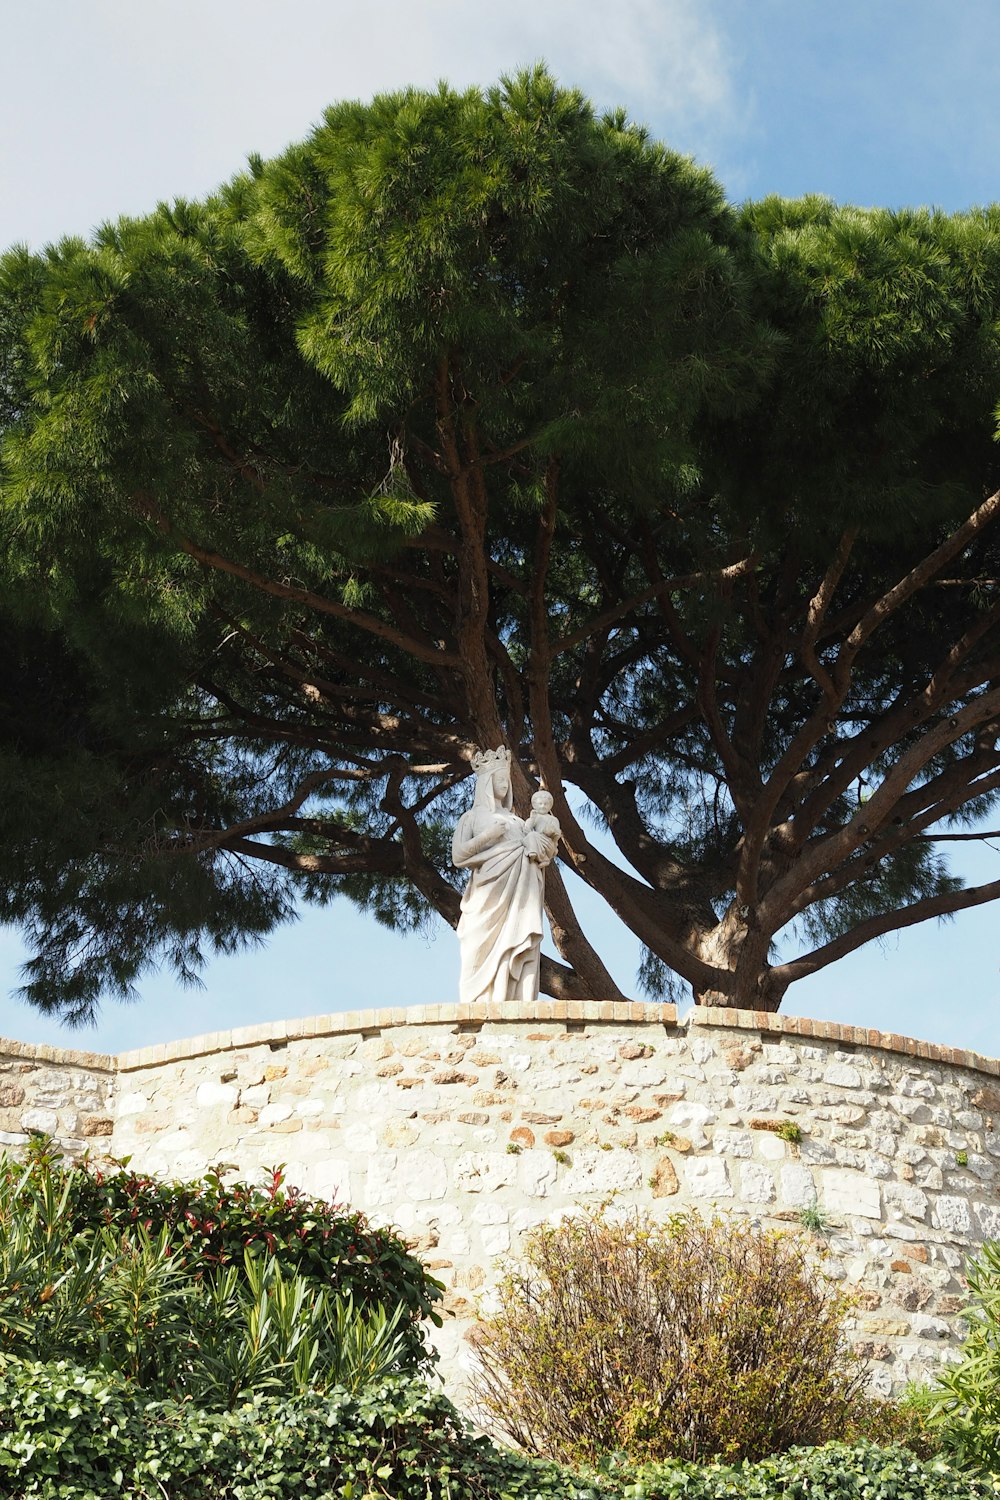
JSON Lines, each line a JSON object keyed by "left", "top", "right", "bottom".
{"left": 295, "top": 1098, "right": 325, "bottom": 1117}
{"left": 780, "top": 1164, "right": 817, "bottom": 1207}
{"left": 719, "top": 1040, "right": 761, "bottom": 1072}
{"left": 650, "top": 1156, "right": 679, "bottom": 1197}
{"left": 518, "top": 1150, "right": 557, "bottom": 1198}
{"left": 756, "top": 1132, "right": 786, "bottom": 1161}
{"left": 893, "top": 1277, "right": 933, "bottom": 1312}
{"left": 530, "top": 1068, "right": 581, "bottom": 1091}
{"left": 821, "top": 1168, "right": 881, "bottom": 1219}
{"left": 714, "top": 1129, "right": 753, "bottom": 1158}
{"left": 116, "top": 1090, "right": 149, "bottom": 1117}
{"left": 259, "top": 1102, "right": 292, "bottom": 1126}
{"left": 561, "top": 1149, "right": 642, "bottom": 1196}
{"left": 667, "top": 1101, "right": 713, "bottom": 1148}
{"left": 931, "top": 1196, "right": 973, "bottom": 1235}
{"left": 883, "top": 1182, "right": 929, "bottom": 1223}
{"left": 823, "top": 1063, "right": 863, "bottom": 1088}
{"left": 454, "top": 1152, "right": 517, "bottom": 1194}
{"left": 196, "top": 1082, "right": 238, "bottom": 1108}
{"left": 975, "top": 1202, "right": 1000, "bottom": 1238}
{"left": 740, "top": 1162, "right": 776, "bottom": 1204}
{"left": 684, "top": 1156, "right": 733, "bottom": 1199}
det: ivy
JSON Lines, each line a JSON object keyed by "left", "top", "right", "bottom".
{"left": 0, "top": 1361, "right": 993, "bottom": 1499}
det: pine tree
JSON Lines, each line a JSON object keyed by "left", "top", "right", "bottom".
{"left": 2, "top": 69, "right": 999, "bottom": 1020}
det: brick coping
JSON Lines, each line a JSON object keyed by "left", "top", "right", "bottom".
{"left": 0, "top": 1037, "right": 116, "bottom": 1071}
{"left": 1, "top": 1001, "right": 993, "bottom": 1078}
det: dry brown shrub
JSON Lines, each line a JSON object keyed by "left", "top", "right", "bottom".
{"left": 471, "top": 1207, "right": 870, "bottom": 1465}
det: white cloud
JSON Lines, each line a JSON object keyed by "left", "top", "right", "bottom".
{"left": 1, "top": 0, "right": 740, "bottom": 248}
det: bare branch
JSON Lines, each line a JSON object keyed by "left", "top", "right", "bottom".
{"left": 801, "top": 526, "right": 858, "bottom": 699}
{"left": 551, "top": 555, "right": 756, "bottom": 658}
{"left": 771, "top": 875, "right": 1000, "bottom": 989}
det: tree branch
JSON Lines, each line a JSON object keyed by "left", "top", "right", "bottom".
{"left": 135, "top": 492, "right": 462, "bottom": 669}
{"left": 771, "top": 875, "right": 1000, "bottom": 989}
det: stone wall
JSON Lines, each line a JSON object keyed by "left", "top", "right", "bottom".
{"left": 0, "top": 1037, "right": 115, "bottom": 1151}
{"left": 3, "top": 1002, "right": 1000, "bottom": 1400}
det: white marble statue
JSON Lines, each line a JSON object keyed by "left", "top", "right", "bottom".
{"left": 452, "top": 748, "right": 561, "bottom": 1005}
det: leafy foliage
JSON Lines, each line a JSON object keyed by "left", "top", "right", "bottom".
{"left": 25, "top": 1135, "right": 440, "bottom": 1344}
{"left": 0, "top": 1141, "right": 438, "bottom": 1400}
{"left": 923, "top": 1238, "right": 1000, "bottom": 1473}
{"left": 472, "top": 1207, "right": 871, "bottom": 1464}
{"left": 0, "top": 1360, "right": 989, "bottom": 1499}
{"left": 619, "top": 1442, "right": 999, "bottom": 1499}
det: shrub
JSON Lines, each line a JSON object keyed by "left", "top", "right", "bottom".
{"left": 621, "top": 1441, "right": 998, "bottom": 1498}
{"left": 0, "top": 1360, "right": 579, "bottom": 1500}
{"left": 0, "top": 1141, "right": 432, "bottom": 1402}
{"left": 472, "top": 1207, "right": 871, "bottom": 1465}
{"left": 0, "top": 1360, "right": 988, "bottom": 1500}
{"left": 923, "top": 1237, "right": 1000, "bottom": 1473}
{"left": 16, "top": 1136, "right": 443, "bottom": 1359}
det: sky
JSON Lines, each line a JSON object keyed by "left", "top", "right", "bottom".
{"left": 1, "top": 0, "right": 999, "bottom": 1060}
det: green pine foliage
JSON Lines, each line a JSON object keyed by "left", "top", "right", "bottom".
{"left": 2, "top": 67, "right": 1000, "bottom": 1017}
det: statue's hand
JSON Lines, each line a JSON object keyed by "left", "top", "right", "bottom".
{"left": 468, "top": 816, "right": 507, "bottom": 854}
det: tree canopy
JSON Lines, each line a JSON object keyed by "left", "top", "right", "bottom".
{"left": 2, "top": 69, "right": 999, "bottom": 1022}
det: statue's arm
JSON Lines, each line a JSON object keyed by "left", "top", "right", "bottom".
{"left": 452, "top": 814, "right": 508, "bottom": 868}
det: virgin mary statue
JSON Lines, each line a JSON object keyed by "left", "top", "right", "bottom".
{"left": 451, "top": 747, "right": 556, "bottom": 1005}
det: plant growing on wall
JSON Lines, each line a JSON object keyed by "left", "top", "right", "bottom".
{"left": 3, "top": 70, "right": 1000, "bottom": 1018}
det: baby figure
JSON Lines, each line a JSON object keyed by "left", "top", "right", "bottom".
{"left": 524, "top": 788, "right": 561, "bottom": 867}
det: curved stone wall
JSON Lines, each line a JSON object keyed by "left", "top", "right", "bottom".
{"left": 2, "top": 1001, "right": 999, "bottom": 1399}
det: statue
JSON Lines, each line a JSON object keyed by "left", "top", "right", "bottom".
{"left": 452, "top": 748, "right": 561, "bottom": 1005}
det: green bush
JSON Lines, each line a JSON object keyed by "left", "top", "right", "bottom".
{"left": 0, "top": 1141, "right": 432, "bottom": 1403}
{"left": 0, "top": 1359, "right": 990, "bottom": 1500}
{"left": 0, "top": 1359, "right": 580, "bottom": 1500}
{"left": 620, "top": 1442, "right": 1000, "bottom": 1498}
{"left": 923, "top": 1238, "right": 1000, "bottom": 1473}
{"left": 472, "top": 1207, "right": 872, "bottom": 1465}
{"left": 15, "top": 1137, "right": 443, "bottom": 1360}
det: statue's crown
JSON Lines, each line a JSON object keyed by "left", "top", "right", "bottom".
{"left": 471, "top": 745, "right": 511, "bottom": 774}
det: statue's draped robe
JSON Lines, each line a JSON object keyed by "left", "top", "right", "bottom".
{"left": 452, "top": 808, "right": 545, "bottom": 1005}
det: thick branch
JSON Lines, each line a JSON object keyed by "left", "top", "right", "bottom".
{"left": 551, "top": 555, "right": 756, "bottom": 658}
{"left": 835, "top": 488, "right": 1000, "bottom": 685}
{"left": 771, "top": 876, "right": 1000, "bottom": 988}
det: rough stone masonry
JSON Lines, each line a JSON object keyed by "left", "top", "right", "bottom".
{"left": 1, "top": 1001, "right": 998, "bottom": 1401}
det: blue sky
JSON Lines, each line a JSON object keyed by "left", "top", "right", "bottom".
{"left": 1, "top": 0, "right": 998, "bottom": 1058}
